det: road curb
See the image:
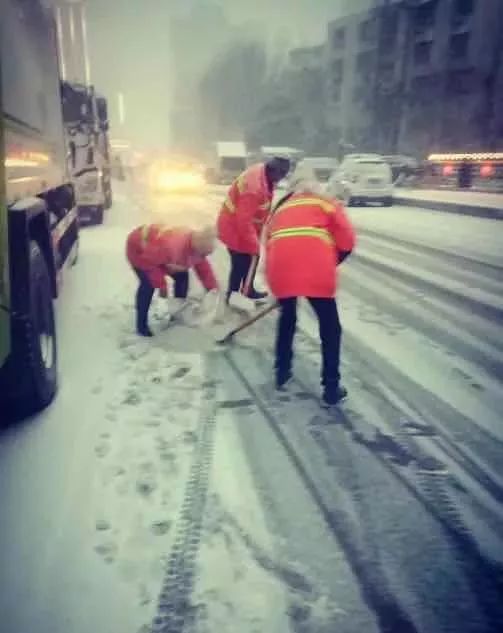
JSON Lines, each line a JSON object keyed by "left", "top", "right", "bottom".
{"left": 394, "top": 196, "right": 503, "bottom": 220}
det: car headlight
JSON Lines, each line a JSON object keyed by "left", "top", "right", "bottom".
{"left": 154, "top": 170, "right": 205, "bottom": 190}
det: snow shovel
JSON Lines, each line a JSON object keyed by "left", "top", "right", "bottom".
{"left": 216, "top": 301, "right": 279, "bottom": 345}
{"left": 241, "top": 254, "right": 259, "bottom": 297}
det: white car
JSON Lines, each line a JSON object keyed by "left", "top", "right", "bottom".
{"left": 295, "top": 157, "right": 338, "bottom": 186}
{"left": 327, "top": 154, "right": 393, "bottom": 206}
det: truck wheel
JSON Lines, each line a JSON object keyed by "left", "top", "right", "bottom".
{"left": 94, "top": 205, "right": 105, "bottom": 225}
{"left": 3, "top": 242, "right": 58, "bottom": 416}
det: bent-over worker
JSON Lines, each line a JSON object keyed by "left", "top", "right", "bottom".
{"left": 126, "top": 224, "right": 218, "bottom": 337}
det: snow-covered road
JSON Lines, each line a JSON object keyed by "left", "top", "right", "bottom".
{"left": 1, "top": 186, "right": 502, "bottom": 633}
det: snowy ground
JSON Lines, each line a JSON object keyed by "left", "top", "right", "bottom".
{"left": 0, "top": 183, "right": 502, "bottom": 633}
{"left": 395, "top": 188, "right": 503, "bottom": 209}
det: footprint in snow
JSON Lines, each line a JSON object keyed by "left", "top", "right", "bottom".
{"left": 95, "top": 541, "right": 118, "bottom": 564}
{"left": 182, "top": 430, "right": 197, "bottom": 444}
{"left": 95, "top": 442, "right": 110, "bottom": 458}
{"left": 171, "top": 366, "right": 191, "bottom": 380}
{"left": 136, "top": 477, "right": 157, "bottom": 498}
{"left": 151, "top": 520, "right": 171, "bottom": 536}
{"left": 123, "top": 390, "right": 141, "bottom": 406}
{"left": 96, "top": 519, "right": 111, "bottom": 532}
{"left": 144, "top": 418, "right": 161, "bottom": 428}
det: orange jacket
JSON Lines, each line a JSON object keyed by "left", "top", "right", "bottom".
{"left": 126, "top": 225, "right": 218, "bottom": 293}
{"left": 217, "top": 164, "right": 272, "bottom": 255}
{"left": 265, "top": 193, "right": 356, "bottom": 299}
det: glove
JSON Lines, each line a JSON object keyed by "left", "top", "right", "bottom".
{"left": 193, "top": 289, "right": 222, "bottom": 326}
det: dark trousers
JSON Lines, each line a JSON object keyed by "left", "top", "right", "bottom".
{"left": 275, "top": 297, "right": 342, "bottom": 394}
{"left": 134, "top": 268, "right": 188, "bottom": 330}
{"left": 226, "top": 249, "right": 256, "bottom": 299}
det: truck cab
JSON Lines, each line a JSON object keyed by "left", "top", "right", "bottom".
{"left": 61, "top": 82, "right": 112, "bottom": 225}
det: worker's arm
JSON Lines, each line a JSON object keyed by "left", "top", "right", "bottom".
{"left": 329, "top": 203, "right": 356, "bottom": 265}
{"left": 236, "top": 192, "right": 261, "bottom": 255}
{"left": 193, "top": 258, "right": 219, "bottom": 291}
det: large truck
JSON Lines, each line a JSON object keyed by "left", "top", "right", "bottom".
{"left": 0, "top": 0, "right": 79, "bottom": 417}
{"left": 60, "top": 81, "right": 112, "bottom": 224}
{"left": 212, "top": 141, "right": 248, "bottom": 184}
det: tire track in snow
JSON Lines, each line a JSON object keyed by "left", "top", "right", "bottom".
{"left": 357, "top": 237, "right": 503, "bottom": 299}
{"left": 223, "top": 348, "right": 421, "bottom": 633}
{"left": 356, "top": 228, "right": 503, "bottom": 281}
{"left": 340, "top": 267, "right": 503, "bottom": 381}
{"left": 151, "top": 354, "right": 218, "bottom": 633}
{"left": 228, "top": 342, "right": 503, "bottom": 633}
{"left": 352, "top": 252, "right": 503, "bottom": 324}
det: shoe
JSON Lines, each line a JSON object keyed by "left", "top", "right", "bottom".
{"left": 137, "top": 325, "right": 153, "bottom": 337}
{"left": 228, "top": 292, "right": 256, "bottom": 313}
{"left": 322, "top": 385, "right": 347, "bottom": 407}
{"left": 276, "top": 371, "right": 293, "bottom": 391}
{"left": 247, "top": 289, "right": 269, "bottom": 302}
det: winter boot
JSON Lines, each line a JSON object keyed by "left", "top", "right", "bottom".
{"left": 137, "top": 324, "right": 153, "bottom": 337}
{"left": 322, "top": 384, "right": 348, "bottom": 407}
{"left": 247, "top": 289, "right": 269, "bottom": 302}
{"left": 276, "top": 370, "right": 293, "bottom": 391}
{"left": 228, "top": 291, "right": 256, "bottom": 314}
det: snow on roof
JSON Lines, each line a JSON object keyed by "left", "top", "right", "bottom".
{"left": 345, "top": 153, "right": 384, "bottom": 161}
{"left": 261, "top": 146, "right": 303, "bottom": 156}
{"left": 216, "top": 142, "right": 247, "bottom": 157}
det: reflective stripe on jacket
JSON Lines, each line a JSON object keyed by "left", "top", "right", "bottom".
{"left": 265, "top": 194, "right": 356, "bottom": 299}
{"left": 126, "top": 225, "right": 218, "bottom": 293}
{"left": 217, "top": 163, "right": 272, "bottom": 254}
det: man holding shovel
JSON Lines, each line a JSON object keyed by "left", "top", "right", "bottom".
{"left": 265, "top": 177, "right": 356, "bottom": 406}
{"left": 217, "top": 157, "right": 291, "bottom": 311}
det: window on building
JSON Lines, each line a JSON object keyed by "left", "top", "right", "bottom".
{"left": 353, "top": 84, "right": 369, "bottom": 103}
{"left": 381, "top": 12, "right": 399, "bottom": 51}
{"left": 331, "top": 84, "right": 341, "bottom": 102}
{"left": 379, "top": 62, "right": 395, "bottom": 87}
{"left": 332, "top": 59, "right": 344, "bottom": 83}
{"left": 447, "top": 70, "right": 474, "bottom": 94}
{"left": 332, "top": 27, "right": 346, "bottom": 50}
{"left": 414, "top": 0, "right": 437, "bottom": 33}
{"left": 359, "top": 18, "right": 376, "bottom": 43}
{"left": 357, "top": 51, "right": 373, "bottom": 75}
{"left": 449, "top": 33, "right": 470, "bottom": 59}
{"left": 454, "top": 0, "right": 474, "bottom": 16}
{"left": 414, "top": 41, "right": 432, "bottom": 66}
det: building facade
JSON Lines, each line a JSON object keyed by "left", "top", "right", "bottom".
{"left": 324, "top": 0, "right": 503, "bottom": 157}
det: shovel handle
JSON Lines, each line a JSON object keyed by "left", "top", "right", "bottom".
{"left": 241, "top": 255, "right": 259, "bottom": 297}
{"left": 218, "top": 302, "right": 279, "bottom": 344}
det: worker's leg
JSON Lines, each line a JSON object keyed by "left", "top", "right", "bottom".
{"left": 172, "top": 271, "right": 189, "bottom": 299}
{"left": 307, "top": 298, "right": 342, "bottom": 397}
{"left": 275, "top": 297, "right": 297, "bottom": 387}
{"left": 134, "top": 268, "right": 155, "bottom": 336}
{"left": 227, "top": 249, "right": 252, "bottom": 300}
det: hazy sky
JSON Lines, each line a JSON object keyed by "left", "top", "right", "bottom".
{"left": 85, "top": 0, "right": 373, "bottom": 148}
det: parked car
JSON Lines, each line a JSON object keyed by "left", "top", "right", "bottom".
{"left": 295, "top": 157, "right": 338, "bottom": 185}
{"left": 327, "top": 154, "right": 393, "bottom": 206}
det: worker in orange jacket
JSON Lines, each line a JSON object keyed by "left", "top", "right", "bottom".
{"left": 217, "top": 157, "right": 291, "bottom": 309}
{"left": 265, "top": 179, "right": 356, "bottom": 406}
{"left": 126, "top": 224, "right": 218, "bottom": 337}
